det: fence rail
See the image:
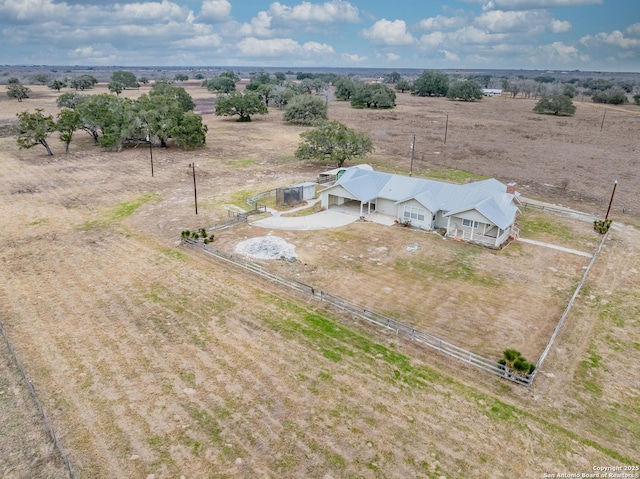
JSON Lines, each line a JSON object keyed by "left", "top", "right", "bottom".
{"left": 246, "top": 189, "right": 276, "bottom": 208}
{"left": 520, "top": 200, "right": 598, "bottom": 222}
{"left": 183, "top": 239, "right": 534, "bottom": 386}
{"left": 0, "top": 319, "right": 76, "bottom": 479}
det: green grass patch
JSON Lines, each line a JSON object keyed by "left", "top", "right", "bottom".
{"left": 281, "top": 203, "right": 321, "bottom": 217}
{"left": 488, "top": 402, "right": 516, "bottom": 421}
{"left": 28, "top": 218, "right": 48, "bottom": 226}
{"left": 224, "top": 189, "right": 262, "bottom": 210}
{"left": 227, "top": 158, "right": 257, "bottom": 168}
{"left": 373, "top": 162, "right": 486, "bottom": 184}
{"left": 518, "top": 212, "right": 596, "bottom": 247}
{"left": 147, "top": 434, "right": 176, "bottom": 468}
{"left": 599, "top": 293, "right": 640, "bottom": 328}
{"left": 423, "top": 167, "right": 488, "bottom": 184}
{"left": 188, "top": 407, "right": 222, "bottom": 441}
{"left": 111, "top": 193, "right": 157, "bottom": 220}
{"left": 179, "top": 370, "right": 197, "bottom": 389}
{"left": 82, "top": 192, "right": 158, "bottom": 230}
{"left": 160, "top": 247, "right": 186, "bottom": 262}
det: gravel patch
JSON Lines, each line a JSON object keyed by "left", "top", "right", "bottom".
{"left": 235, "top": 235, "right": 297, "bottom": 261}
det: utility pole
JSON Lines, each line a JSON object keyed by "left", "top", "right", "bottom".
{"left": 605, "top": 179, "right": 618, "bottom": 220}
{"left": 148, "top": 133, "right": 154, "bottom": 177}
{"left": 444, "top": 114, "right": 449, "bottom": 144}
{"left": 189, "top": 163, "right": 198, "bottom": 214}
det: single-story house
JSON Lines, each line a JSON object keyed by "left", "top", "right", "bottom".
{"left": 320, "top": 166, "right": 520, "bottom": 248}
{"left": 482, "top": 88, "right": 503, "bottom": 97}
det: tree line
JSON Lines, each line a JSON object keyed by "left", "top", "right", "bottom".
{"left": 14, "top": 80, "right": 207, "bottom": 156}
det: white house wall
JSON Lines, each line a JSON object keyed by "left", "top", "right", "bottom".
{"left": 375, "top": 198, "right": 397, "bottom": 216}
{"left": 397, "top": 199, "right": 434, "bottom": 229}
{"left": 434, "top": 211, "right": 448, "bottom": 229}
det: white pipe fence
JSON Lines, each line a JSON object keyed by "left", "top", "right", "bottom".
{"left": 183, "top": 239, "right": 535, "bottom": 386}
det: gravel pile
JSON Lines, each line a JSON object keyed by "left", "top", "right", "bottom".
{"left": 235, "top": 236, "right": 297, "bottom": 261}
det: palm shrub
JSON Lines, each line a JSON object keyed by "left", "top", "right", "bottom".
{"left": 181, "top": 229, "right": 214, "bottom": 243}
{"left": 593, "top": 219, "right": 612, "bottom": 233}
{"left": 498, "top": 349, "right": 535, "bottom": 375}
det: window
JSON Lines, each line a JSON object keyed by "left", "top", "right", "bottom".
{"left": 462, "top": 219, "right": 479, "bottom": 228}
{"left": 403, "top": 206, "right": 426, "bottom": 222}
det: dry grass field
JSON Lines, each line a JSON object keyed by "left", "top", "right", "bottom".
{"left": 0, "top": 80, "right": 639, "bottom": 478}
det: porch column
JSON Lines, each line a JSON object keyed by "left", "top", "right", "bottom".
{"left": 470, "top": 223, "right": 474, "bottom": 241}
{"left": 368, "top": 202, "right": 371, "bottom": 214}
{"left": 360, "top": 201, "right": 363, "bottom": 217}
{"left": 446, "top": 216, "right": 451, "bottom": 236}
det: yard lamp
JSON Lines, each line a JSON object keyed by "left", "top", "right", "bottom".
{"left": 605, "top": 179, "right": 618, "bottom": 220}
{"left": 409, "top": 134, "right": 415, "bottom": 176}
{"left": 189, "top": 163, "right": 198, "bottom": 215}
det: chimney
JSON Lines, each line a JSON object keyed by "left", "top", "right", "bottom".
{"left": 506, "top": 182, "right": 517, "bottom": 195}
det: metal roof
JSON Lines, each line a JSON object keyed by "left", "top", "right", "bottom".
{"left": 328, "top": 166, "right": 518, "bottom": 229}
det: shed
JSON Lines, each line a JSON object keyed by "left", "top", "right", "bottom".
{"left": 293, "top": 182, "right": 317, "bottom": 201}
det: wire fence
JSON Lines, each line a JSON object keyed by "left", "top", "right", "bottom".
{"left": 530, "top": 228, "right": 610, "bottom": 381}
{"left": 182, "top": 239, "right": 535, "bottom": 386}
{"left": 0, "top": 318, "right": 76, "bottom": 479}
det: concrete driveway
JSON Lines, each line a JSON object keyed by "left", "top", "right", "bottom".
{"left": 250, "top": 209, "right": 359, "bottom": 230}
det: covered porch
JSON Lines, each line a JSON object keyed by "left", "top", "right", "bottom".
{"left": 445, "top": 216, "right": 518, "bottom": 248}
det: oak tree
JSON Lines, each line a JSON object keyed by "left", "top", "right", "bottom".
{"left": 295, "top": 120, "right": 373, "bottom": 167}
{"left": 16, "top": 109, "right": 56, "bottom": 156}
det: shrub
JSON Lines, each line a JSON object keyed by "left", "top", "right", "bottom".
{"left": 593, "top": 219, "right": 612, "bottom": 234}
{"left": 500, "top": 349, "right": 535, "bottom": 376}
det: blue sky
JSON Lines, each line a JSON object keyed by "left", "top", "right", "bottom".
{"left": 0, "top": 0, "right": 638, "bottom": 71}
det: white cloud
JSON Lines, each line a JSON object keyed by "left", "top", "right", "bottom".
{"left": 419, "top": 15, "right": 466, "bottom": 31}
{"left": 386, "top": 52, "right": 400, "bottom": 61}
{"left": 0, "top": 0, "right": 193, "bottom": 27}
{"left": 419, "top": 31, "right": 446, "bottom": 51}
{"left": 484, "top": 0, "right": 602, "bottom": 10}
{"left": 361, "top": 19, "right": 415, "bottom": 46}
{"left": 342, "top": 53, "right": 367, "bottom": 62}
{"left": 269, "top": 0, "right": 359, "bottom": 25}
{"left": 549, "top": 19, "right": 571, "bottom": 33}
{"left": 70, "top": 46, "right": 100, "bottom": 58}
{"left": 581, "top": 30, "right": 640, "bottom": 49}
{"left": 534, "top": 41, "right": 589, "bottom": 64}
{"left": 475, "top": 10, "right": 546, "bottom": 32}
{"left": 173, "top": 33, "right": 223, "bottom": 48}
{"left": 440, "top": 50, "right": 460, "bottom": 61}
{"left": 198, "top": 0, "right": 231, "bottom": 23}
{"left": 596, "top": 30, "right": 640, "bottom": 49}
{"left": 454, "top": 26, "right": 507, "bottom": 44}
{"left": 301, "top": 41, "right": 335, "bottom": 55}
{"left": 238, "top": 12, "right": 274, "bottom": 37}
{"left": 626, "top": 23, "right": 640, "bottom": 36}
{"left": 115, "top": 1, "right": 192, "bottom": 23}
{"left": 473, "top": 9, "right": 570, "bottom": 34}
{"left": 235, "top": 37, "right": 334, "bottom": 59}
{"left": 0, "top": 0, "right": 62, "bottom": 22}
{"left": 236, "top": 37, "right": 298, "bottom": 56}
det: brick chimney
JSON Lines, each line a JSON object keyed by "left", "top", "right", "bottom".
{"left": 506, "top": 182, "right": 517, "bottom": 195}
